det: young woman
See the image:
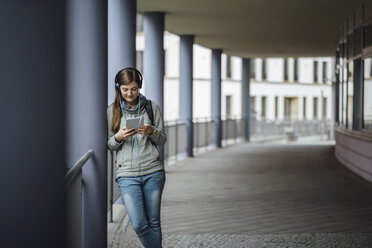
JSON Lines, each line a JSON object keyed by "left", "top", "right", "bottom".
{"left": 107, "top": 67, "right": 167, "bottom": 248}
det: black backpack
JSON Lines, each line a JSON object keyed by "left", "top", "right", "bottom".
{"left": 145, "top": 100, "right": 157, "bottom": 146}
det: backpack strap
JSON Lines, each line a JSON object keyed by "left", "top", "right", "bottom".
{"left": 145, "top": 99, "right": 155, "bottom": 126}
{"left": 145, "top": 99, "right": 157, "bottom": 146}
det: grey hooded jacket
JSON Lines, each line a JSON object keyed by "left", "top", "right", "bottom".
{"left": 107, "top": 94, "right": 166, "bottom": 179}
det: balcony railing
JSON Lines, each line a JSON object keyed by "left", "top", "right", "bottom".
{"left": 66, "top": 117, "right": 333, "bottom": 248}
{"left": 65, "top": 149, "right": 94, "bottom": 248}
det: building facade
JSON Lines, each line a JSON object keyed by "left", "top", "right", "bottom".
{"left": 136, "top": 15, "right": 333, "bottom": 123}
{"left": 333, "top": 2, "right": 372, "bottom": 183}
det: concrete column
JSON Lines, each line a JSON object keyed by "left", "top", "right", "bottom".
{"left": 242, "top": 58, "right": 251, "bottom": 141}
{"left": 0, "top": 1, "right": 66, "bottom": 247}
{"left": 144, "top": 12, "right": 165, "bottom": 159}
{"left": 108, "top": 0, "right": 136, "bottom": 105}
{"left": 180, "top": 35, "right": 194, "bottom": 156}
{"left": 66, "top": 1, "right": 107, "bottom": 248}
{"left": 212, "top": 49, "right": 222, "bottom": 147}
{"left": 353, "top": 58, "right": 363, "bottom": 130}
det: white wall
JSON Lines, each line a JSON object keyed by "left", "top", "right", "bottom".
{"left": 194, "top": 44, "right": 211, "bottom": 79}
{"left": 267, "top": 58, "right": 283, "bottom": 82}
{"left": 288, "top": 57, "right": 294, "bottom": 82}
{"left": 336, "top": 130, "right": 372, "bottom": 183}
{"left": 164, "top": 33, "right": 180, "bottom": 78}
{"left": 251, "top": 82, "right": 332, "bottom": 121}
{"left": 255, "top": 58, "right": 263, "bottom": 81}
{"left": 232, "top": 56, "right": 242, "bottom": 81}
{"left": 299, "top": 58, "right": 313, "bottom": 83}
{"left": 222, "top": 80, "right": 242, "bottom": 118}
{"left": 193, "top": 80, "right": 211, "bottom": 119}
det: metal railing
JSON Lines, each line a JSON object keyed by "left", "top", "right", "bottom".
{"left": 364, "top": 117, "right": 372, "bottom": 131}
{"left": 107, "top": 149, "right": 120, "bottom": 223}
{"left": 251, "top": 119, "right": 332, "bottom": 140}
{"left": 66, "top": 149, "right": 94, "bottom": 248}
{"left": 106, "top": 117, "right": 333, "bottom": 222}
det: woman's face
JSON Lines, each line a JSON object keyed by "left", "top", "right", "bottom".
{"left": 120, "top": 81, "right": 139, "bottom": 105}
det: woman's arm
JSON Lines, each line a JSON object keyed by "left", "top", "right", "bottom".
{"left": 148, "top": 102, "right": 167, "bottom": 146}
{"left": 107, "top": 105, "right": 123, "bottom": 151}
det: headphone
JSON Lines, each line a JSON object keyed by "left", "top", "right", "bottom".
{"left": 115, "top": 67, "right": 143, "bottom": 89}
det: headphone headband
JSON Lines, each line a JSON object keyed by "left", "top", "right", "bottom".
{"left": 115, "top": 67, "right": 143, "bottom": 88}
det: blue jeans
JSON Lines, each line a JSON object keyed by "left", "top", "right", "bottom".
{"left": 117, "top": 169, "right": 166, "bottom": 248}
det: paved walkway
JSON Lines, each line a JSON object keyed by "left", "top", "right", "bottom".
{"left": 111, "top": 143, "right": 372, "bottom": 247}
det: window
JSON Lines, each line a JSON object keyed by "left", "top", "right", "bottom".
{"left": 284, "top": 58, "right": 288, "bottom": 81}
{"left": 136, "top": 14, "right": 143, "bottom": 33}
{"left": 294, "top": 58, "right": 298, "bottom": 81}
{"left": 226, "top": 95, "right": 232, "bottom": 118}
{"left": 322, "top": 97, "right": 327, "bottom": 119}
{"left": 136, "top": 51, "right": 143, "bottom": 75}
{"left": 322, "top": 62, "right": 327, "bottom": 83}
{"left": 250, "top": 60, "right": 256, "bottom": 79}
{"left": 250, "top": 96, "right": 256, "bottom": 116}
{"left": 303, "top": 97, "right": 307, "bottom": 120}
{"left": 338, "top": 48, "right": 344, "bottom": 126}
{"left": 354, "top": 27, "right": 362, "bottom": 56}
{"left": 342, "top": 64, "right": 347, "bottom": 125}
{"left": 347, "top": 34, "right": 353, "bottom": 59}
{"left": 314, "top": 61, "right": 318, "bottom": 83}
{"left": 365, "top": 23, "right": 372, "bottom": 48}
{"left": 274, "top": 96, "right": 278, "bottom": 119}
{"left": 226, "top": 55, "right": 232, "bottom": 78}
{"left": 347, "top": 61, "right": 353, "bottom": 129}
{"left": 284, "top": 97, "right": 299, "bottom": 120}
{"left": 364, "top": 57, "right": 372, "bottom": 130}
{"left": 313, "top": 97, "right": 318, "bottom": 119}
{"left": 335, "top": 49, "right": 341, "bottom": 124}
{"left": 261, "top": 96, "right": 267, "bottom": 119}
{"left": 262, "top": 59, "right": 266, "bottom": 81}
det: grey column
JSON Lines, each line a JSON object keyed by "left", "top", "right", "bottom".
{"left": 0, "top": 1, "right": 66, "bottom": 247}
{"left": 242, "top": 58, "right": 251, "bottom": 141}
{"left": 212, "top": 49, "right": 222, "bottom": 148}
{"left": 66, "top": 1, "right": 107, "bottom": 248}
{"left": 353, "top": 58, "right": 363, "bottom": 130}
{"left": 144, "top": 12, "right": 165, "bottom": 160}
{"left": 108, "top": 0, "right": 136, "bottom": 105}
{"left": 180, "top": 35, "right": 194, "bottom": 157}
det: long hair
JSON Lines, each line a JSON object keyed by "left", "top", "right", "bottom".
{"left": 111, "top": 68, "right": 142, "bottom": 133}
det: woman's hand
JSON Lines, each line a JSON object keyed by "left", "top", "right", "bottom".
{"left": 138, "top": 124, "right": 156, "bottom": 136}
{"left": 114, "top": 127, "right": 138, "bottom": 142}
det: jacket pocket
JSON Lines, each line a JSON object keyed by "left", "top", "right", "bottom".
{"left": 151, "top": 143, "right": 160, "bottom": 159}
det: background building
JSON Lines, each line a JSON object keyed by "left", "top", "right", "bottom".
{"left": 136, "top": 15, "right": 333, "bottom": 123}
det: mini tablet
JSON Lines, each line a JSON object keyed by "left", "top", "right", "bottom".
{"left": 126, "top": 116, "right": 144, "bottom": 129}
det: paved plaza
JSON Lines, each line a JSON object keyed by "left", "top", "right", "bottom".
{"left": 110, "top": 143, "right": 372, "bottom": 247}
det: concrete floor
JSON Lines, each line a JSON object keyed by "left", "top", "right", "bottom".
{"left": 109, "top": 143, "right": 372, "bottom": 248}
